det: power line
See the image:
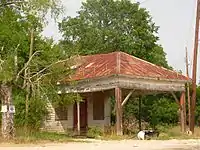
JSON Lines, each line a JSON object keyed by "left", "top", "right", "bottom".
{"left": 139, "top": 0, "right": 154, "bottom": 4}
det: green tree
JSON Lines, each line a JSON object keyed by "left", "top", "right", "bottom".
{"left": 122, "top": 94, "right": 179, "bottom": 133}
{"left": 59, "top": 0, "right": 169, "bottom": 68}
{"left": 0, "top": 0, "right": 62, "bottom": 18}
{"left": 195, "top": 86, "right": 200, "bottom": 125}
{"left": 0, "top": 1, "right": 71, "bottom": 139}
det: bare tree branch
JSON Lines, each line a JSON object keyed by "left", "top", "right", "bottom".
{"left": 0, "top": 1, "right": 24, "bottom": 8}
{"left": 15, "top": 50, "right": 40, "bottom": 82}
{"left": 29, "top": 59, "right": 69, "bottom": 79}
{"left": 0, "top": 59, "right": 4, "bottom": 71}
{"left": 0, "top": 46, "right": 5, "bottom": 71}
{"left": 33, "top": 73, "right": 52, "bottom": 83}
{"left": 14, "top": 44, "right": 20, "bottom": 73}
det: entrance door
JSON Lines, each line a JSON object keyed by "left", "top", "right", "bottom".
{"left": 73, "top": 99, "right": 87, "bottom": 131}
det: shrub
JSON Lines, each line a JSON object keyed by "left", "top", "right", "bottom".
{"left": 87, "top": 126, "right": 103, "bottom": 138}
{"left": 104, "top": 125, "right": 116, "bottom": 135}
{"left": 13, "top": 89, "right": 48, "bottom": 131}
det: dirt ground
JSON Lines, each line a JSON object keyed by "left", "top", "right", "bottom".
{"left": 0, "top": 139, "right": 200, "bottom": 150}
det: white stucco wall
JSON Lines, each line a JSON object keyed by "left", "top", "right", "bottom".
{"left": 87, "top": 94, "right": 111, "bottom": 129}
{"left": 42, "top": 94, "right": 111, "bottom": 132}
{"left": 41, "top": 101, "right": 73, "bottom": 133}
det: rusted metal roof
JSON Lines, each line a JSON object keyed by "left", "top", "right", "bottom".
{"left": 68, "top": 51, "right": 189, "bottom": 82}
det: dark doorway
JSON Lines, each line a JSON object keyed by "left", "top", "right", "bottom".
{"left": 73, "top": 99, "right": 88, "bottom": 131}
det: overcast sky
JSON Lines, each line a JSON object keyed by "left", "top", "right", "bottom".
{"left": 42, "top": 0, "right": 199, "bottom": 82}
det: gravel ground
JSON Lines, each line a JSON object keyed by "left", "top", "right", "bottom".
{"left": 0, "top": 139, "right": 200, "bottom": 150}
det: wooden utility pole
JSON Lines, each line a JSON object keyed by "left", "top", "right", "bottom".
{"left": 190, "top": 0, "right": 200, "bottom": 133}
{"left": 185, "top": 47, "right": 191, "bottom": 129}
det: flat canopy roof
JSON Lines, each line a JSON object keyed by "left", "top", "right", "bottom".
{"left": 59, "top": 51, "right": 191, "bottom": 93}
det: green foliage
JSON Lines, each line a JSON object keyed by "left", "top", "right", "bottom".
{"left": 0, "top": 8, "right": 27, "bottom": 83}
{"left": 123, "top": 94, "right": 179, "bottom": 131}
{"left": 87, "top": 126, "right": 103, "bottom": 138}
{"left": 13, "top": 88, "right": 48, "bottom": 130}
{"left": 52, "top": 93, "right": 82, "bottom": 108}
{"left": 0, "top": 0, "right": 65, "bottom": 84}
{"left": 0, "top": 1, "right": 75, "bottom": 133}
{"left": 195, "top": 86, "right": 200, "bottom": 125}
{"left": 59, "top": 0, "right": 169, "bottom": 68}
{"left": 143, "top": 95, "right": 179, "bottom": 126}
{"left": 28, "top": 98, "right": 48, "bottom": 130}
{"left": 0, "top": 0, "right": 63, "bottom": 20}
{"left": 13, "top": 90, "right": 26, "bottom": 127}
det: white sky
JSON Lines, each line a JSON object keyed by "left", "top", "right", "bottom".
{"left": 42, "top": 0, "right": 199, "bottom": 82}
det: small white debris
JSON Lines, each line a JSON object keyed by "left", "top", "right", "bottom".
{"left": 137, "top": 131, "right": 145, "bottom": 140}
{"left": 186, "top": 130, "right": 192, "bottom": 135}
{"left": 58, "top": 90, "right": 62, "bottom": 94}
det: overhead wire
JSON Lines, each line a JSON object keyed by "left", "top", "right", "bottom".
{"left": 139, "top": 0, "right": 154, "bottom": 4}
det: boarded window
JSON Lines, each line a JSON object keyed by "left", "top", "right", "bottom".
{"left": 55, "top": 106, "right": 68, "bottom": 121}
{"left": 93, "top": 93, "right": 104, "bottom": 120}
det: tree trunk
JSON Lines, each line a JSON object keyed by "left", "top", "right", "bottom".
{"left": 25, "top": 28, "right": 34, "bottom": 128}
{"left": 0, "top": 83, "right": 15, "bottom": 139}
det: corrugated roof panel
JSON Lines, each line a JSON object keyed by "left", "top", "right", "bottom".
{"left": 67, "top": 51, "right": 189, "bottom": 81}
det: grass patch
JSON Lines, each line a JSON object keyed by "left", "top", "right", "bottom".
{"left": 155, "top": 126, "right": 200, "bottom": 140}
{"left": 0, "top": 128, "right": 80, "bottom": 145}
{"left": 14, "top": 131, "right": 75, "bottom": 143}
{"left": 102, "top": 125, "right": 200, "bottom": 141}
{"left": 1, "top": 125, "right": 199, "bottom": 144}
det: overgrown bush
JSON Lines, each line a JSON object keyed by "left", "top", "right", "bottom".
{"left": 13, "top": 89, "right": 48, "bottom": 130}
{"left": 123, "top": 94, "right": 179, "bottom": 130}
{"left": 104, "top": 125, "right": 116, "bottom": 135}
{"left": 123, "top": 116, "right": 138, "bottom": 135}
{"left": 87, "top": 126, "right": 103, "bottom": 138}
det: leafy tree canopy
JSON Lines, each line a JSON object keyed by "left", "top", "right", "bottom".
{"left": 59, "top": 0, "right": 170, "bottom": 68}
{"left": 0, "top": 0, "right": 63, "bottom": 19}
{"left": 0, "top": 1, "right": 75, "bottom": 133}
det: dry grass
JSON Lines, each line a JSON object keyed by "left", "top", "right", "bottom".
{"left": 0, "top": 130, "right": 78, "bottom": 145}
{"left": 0, "top": 126, "right": 199, "bottom": 145}
{"left": 101, "top": 126, "right": 200, "bottom": 141}
{"left": 154, "top": 126, "right": 200, "bottom": 140}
